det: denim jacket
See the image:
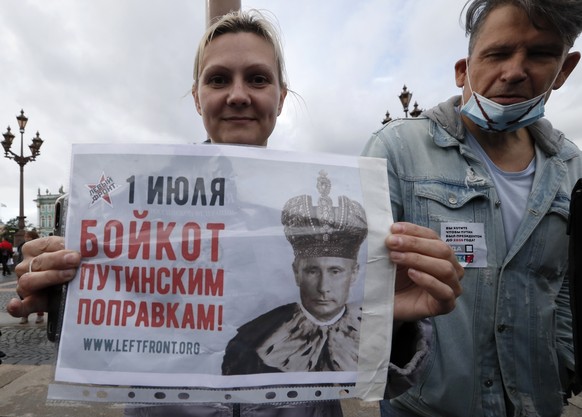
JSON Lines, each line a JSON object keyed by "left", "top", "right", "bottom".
{"left": 362, "top": 95, "right": 582, "bottom": 417}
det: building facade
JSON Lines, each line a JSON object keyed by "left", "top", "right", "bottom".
{"left": 34, "top": 186, "right": 65, "bottom": 236}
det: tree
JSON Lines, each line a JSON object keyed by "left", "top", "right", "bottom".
{"left": 1, "top": 217, "right": 34, "bottom": 243}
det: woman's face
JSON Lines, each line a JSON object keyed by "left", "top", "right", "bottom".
{"left": 194, "top": 32, "right": 287, "bottom": 147}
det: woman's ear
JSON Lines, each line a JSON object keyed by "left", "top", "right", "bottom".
{"left": 277, "top": 87, "right": 288, "bottom": 116}
{"left": 193, "top": 84, "right": 203, "bottom": 116}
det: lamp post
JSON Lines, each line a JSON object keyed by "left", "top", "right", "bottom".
{"left": 409, "top": 101, "right": 423, "bottom": 118}
{"left": 1, "top": 110, "right": 44, "bottom": 247}
{"left": 398, "top": 85, "right": 412, "bottom": 118}
{"left": 381, "top": 110, "right": 392, "bottom": 125}
{"left": 382, "top": 85, "right": 424, "bottom": 124}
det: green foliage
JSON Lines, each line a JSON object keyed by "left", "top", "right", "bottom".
{"left": 1, "top": 217, "right": 34, "bottom": 243}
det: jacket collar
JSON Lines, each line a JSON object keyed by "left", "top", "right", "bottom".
{"left": 424, "top": 95, "right": 565, "bottom": 157}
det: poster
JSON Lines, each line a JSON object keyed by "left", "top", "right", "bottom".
{"left": 50, "top": 143, "right": 395, "bottom": 404}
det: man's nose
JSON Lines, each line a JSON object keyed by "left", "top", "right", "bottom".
{"left": 501, "top": 53, "right": 528, "bottom": 84}
{"left": 317, "top": 272, "right": 332, "bottom": 293}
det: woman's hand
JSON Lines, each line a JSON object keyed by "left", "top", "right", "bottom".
{"left": 6, "top": 236, "right": 81, "bottom": 318}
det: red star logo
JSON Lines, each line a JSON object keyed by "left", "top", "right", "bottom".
{"left": 86, "top": 173, "right": 118, "bottom": 206}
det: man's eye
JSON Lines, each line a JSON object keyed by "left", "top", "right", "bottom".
{"left": 530, "top": 50, "right": 558, "bottom": 58}
{"left": 485, "top": 52, "right": 508, "bottom": 59}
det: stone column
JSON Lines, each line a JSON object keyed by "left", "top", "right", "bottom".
{"left": 206, "top": 0, "right": 241, "bottom": 27}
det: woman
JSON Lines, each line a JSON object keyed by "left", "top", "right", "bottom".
{"left": 8, "top": 10, "right": 462, "bottom": 417}
{"left": 192, "top": 10, "right": 286, "bottom": 147}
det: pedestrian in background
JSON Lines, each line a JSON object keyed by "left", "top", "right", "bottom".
{"left": 0, "top": 331, "right": 6, "bottom": 363}
{"left": 0, "top": 237, "right": 13, "bottom": 277}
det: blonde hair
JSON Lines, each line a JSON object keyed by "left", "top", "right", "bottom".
{"left": 193, "top": 9, "right": 288, "bottom": 91}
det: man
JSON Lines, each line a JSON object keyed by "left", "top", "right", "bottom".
{"left": 362, "top": 0, "right": 582, "bottom": 415}
{"left": 222, "top": 171, "right": 367, "bottom": 375}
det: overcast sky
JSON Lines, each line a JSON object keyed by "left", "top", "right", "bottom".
{"left": 1, "top": 0, "right": 581, "bottom": 225}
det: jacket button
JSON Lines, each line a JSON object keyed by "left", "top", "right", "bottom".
{"left": 448, "top": 196, "right": 457, "bottom": 205}
{"left": 497, "top": 324, "right": 506, "bottom": 332}
{"left": 484, "top": 379, "right": 493, "bottom": 387}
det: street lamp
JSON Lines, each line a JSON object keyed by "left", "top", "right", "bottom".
{"left": 1, "top": 110, "right": 44, "bottom": 247}
{"left": 398, "top": 85, "right": 412, "bottom": 118}
{"left": 382, "top": 84, "right": 424, "bottom": 124}
{"left": 381, "top": 110, "right": 392, "bottom": 125}
{"left": 409, "top": 101, "right": 423, "bottom": 118}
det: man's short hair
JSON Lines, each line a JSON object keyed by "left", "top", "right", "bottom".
{"left": 463, "top": 0, "right": 582, "bottom": 53}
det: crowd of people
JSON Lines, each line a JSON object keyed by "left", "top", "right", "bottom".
{"left": 3, "top": 0, "right": 582, "bottom": 416}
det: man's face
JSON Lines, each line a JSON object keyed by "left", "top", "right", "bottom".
{"left": 455, "top": 4, "right": 580, "bottom": 108}
{"left": 293, "top": 257, "right": 357, "bottom": 322}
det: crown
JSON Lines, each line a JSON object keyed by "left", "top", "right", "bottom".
{"left": 281, "top": 170, "right": 368, "bottom": 259}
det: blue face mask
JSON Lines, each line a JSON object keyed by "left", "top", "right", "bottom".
{"left": 460, "top": 60, "right": 557, "bottom": 133}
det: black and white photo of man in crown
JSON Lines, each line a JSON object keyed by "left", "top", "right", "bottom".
{"left": 222, "top": 170, "right": 368, "bottom": 375}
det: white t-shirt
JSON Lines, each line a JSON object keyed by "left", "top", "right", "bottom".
{"left": 466, "top": 132, "right": 535, "bottom": 249}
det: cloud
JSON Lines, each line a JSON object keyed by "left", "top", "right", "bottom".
{"left": 0, "top": 0, "right": 581, "bottom": 225}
